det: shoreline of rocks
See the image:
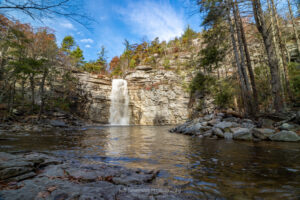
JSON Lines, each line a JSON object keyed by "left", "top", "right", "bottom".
{"left": 170, "top": 112, "right": 300, "bottom": 142}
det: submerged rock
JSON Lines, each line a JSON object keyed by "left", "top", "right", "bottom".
{"left": 269, "top": 131, "right": 300, "bottom": 142}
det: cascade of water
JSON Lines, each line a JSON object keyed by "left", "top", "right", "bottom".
{"left": 109, "top": 79, "right": 130, "bottom": 125}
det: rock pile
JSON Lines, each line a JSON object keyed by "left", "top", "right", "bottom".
{"left": 170, "top": 113, "right": 300, "bottom": 142}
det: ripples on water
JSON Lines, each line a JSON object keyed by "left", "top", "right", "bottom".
{"left": 1, "top": 126, "right": 300, "bottom": 199}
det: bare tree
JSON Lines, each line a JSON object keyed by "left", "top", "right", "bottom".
{"left": 252, "top": 0, "right": 284, "bottom": 112}
{"left": 0, "top": 0, "right": 93, "bottom": 27}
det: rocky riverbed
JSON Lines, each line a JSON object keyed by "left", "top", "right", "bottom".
{"left": 0, "top": 152, "right": 194, "bottom": 200}
{"left": 170, "top": 112, "right": 300, "bottom": 142}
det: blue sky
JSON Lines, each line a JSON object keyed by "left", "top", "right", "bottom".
{"left": 8, "top": 0, "right": 202, "bottom": 61}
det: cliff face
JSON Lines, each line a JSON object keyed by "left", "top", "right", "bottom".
{"left": 126, "top": 67, "right": 191, "bottom": 125}
{"left": 76, "top": 72, "right": 111, "bottom": 124}
{"left": 76, "top": 67, "right": 192, "bottom": 125}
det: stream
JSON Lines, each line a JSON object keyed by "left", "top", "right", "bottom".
{"left": 1, "top": 126, "right": 300, "bottom": 199}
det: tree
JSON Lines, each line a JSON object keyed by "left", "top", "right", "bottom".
{"left": 70, "top": 46, "right": 84, "bottom": 67}
{"left": 97, "top": 46, "right": 108, "bottom": 66}
{"left": 0, "top": 0, "right": 92, "bottom": 28}
{"left": 182, "top": 25, "right": 198, "bottom": 47}
{"left": 61, "top": 35, "right": 75, "bottom": 54}
{"left": 252, "top": 0, "right": 284, "bottom": 112}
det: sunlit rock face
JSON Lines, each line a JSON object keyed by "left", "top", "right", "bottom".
{"left": 125, "top": 67, "right": 191, "bottom": 125}
{"left": 76, "top": 67, "right": 192, "bottom": 125}
{"left": 76, "top": 72, "right": 112, "bottom": 124}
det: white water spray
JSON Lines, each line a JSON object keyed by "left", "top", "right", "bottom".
{"left": 109, "top": 79, "right": 130, "bottom": 125}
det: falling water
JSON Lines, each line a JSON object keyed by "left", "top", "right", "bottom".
{"left": 109, "top": 79, "right": 130, "bottom": 125}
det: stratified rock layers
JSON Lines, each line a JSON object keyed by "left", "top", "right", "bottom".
{"left": 76, "top": 67, "right": 192, "bottom": 125}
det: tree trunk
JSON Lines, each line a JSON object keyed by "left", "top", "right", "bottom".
{"left": 235, "top": 1, "right": 259, "bottom": 113}
{"left": 38, "top": 68, "right": 48, "bottom": 120}
{"left": 271, "top": 0, "right": 292, "bottom": 101}
{"left": 232, "top": 0, "right": 254, "bottom": 116}
{"left": 30, "top": 74, "right": 35, "bottom": 113}
{"left": 226, "top": 0, "right": 251, "bottom": 116}
{"left": 288, "top": 0, "right": 300, "bottom": 59}
{"left": 252, "top": 0, "right": 284, "bottom": 112}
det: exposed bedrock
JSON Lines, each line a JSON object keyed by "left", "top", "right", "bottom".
{"left": 76, "top": 67, "right": 193, "bottom": 125}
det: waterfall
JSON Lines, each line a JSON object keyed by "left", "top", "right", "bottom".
{"left": 109, "top": 79, "right": 130, "bottom": 125}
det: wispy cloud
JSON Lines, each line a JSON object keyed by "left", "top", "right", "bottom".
{"left": 118, "top": 0, "right": 184, "bottom": 41}
{"left": 80, "top": 38, "right": 94, "bottom": 43}
{"left": 85, "top": 44, "right": 92, "bottom": 48}
{"left": 60, "top": 22, "right": 75, "bottom": 30}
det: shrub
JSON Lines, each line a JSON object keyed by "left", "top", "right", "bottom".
{"left": 189, "top": 72, "right": 215, "bottom": 94}
{"left": 163, "top": 59, "right": 170, "bottom": 69}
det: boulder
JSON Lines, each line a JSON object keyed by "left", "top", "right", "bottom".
{"left": 280, "top": 123, "right": 295, "bottom": 131}
{"left": 269, "top": 131, "right": 300, "bottom": 142}
{"left": 203, "top": 130, "right": 213, "bottom": 137}
{"left": 224, "top": 132, "right": 233, "bottom": 139}
{"left": 49, "top": 120, "right": 67, "bottom": 127}
{"left": 233, "top": 128, "right": 253, "bottom": 141}
{"left": 212, "top": 128, "right": 224, "bottom": 138}
{"left": 253, "top": 128, "right": 275, "bottom": 140}
{"left": 214, "top": 122, "right": 233, "bottom": 130}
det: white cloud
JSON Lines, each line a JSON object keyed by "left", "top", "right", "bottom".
{"left": 80, "top": 38, "right": 94, "bottom": 43}
{"left": 85, "top": 44, "right": 91, "bottom": 48}
{"left": 118, "top": 1, "right": 184, "bottom": 41}
{"left": 60, "top": 22, "right": 75, "bottom": 30}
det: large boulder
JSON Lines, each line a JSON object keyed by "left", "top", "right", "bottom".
{"left": 253, "top": 128, "right": 275, "bottom": 140}
{"left": 214, "top": 122, "right": 233, "bottom": 130}
{"left": 269, "top": 131, "right": 300, "bottom": 142}
{"left": 212, "top": 128, "right": 224, "bottom": 138}
{"left": 233, "top": 128, "right": 253, "bottom": 141}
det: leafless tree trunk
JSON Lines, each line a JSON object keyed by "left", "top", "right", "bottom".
{"left": 226, "top": 0, "right": 252, "bottom": 116}
{"left": 30, "top": 74, "right": 35, "bottom": 113}
{"left": 234, "top": 1, "right": 258, "bottom": 113}
{"left": 38, "top": 67, "right": 48, "bottom": 121}
{"left": 287, "top": 0, "right": 300, "bottom": 59}
{"left": 252, "top": 0, "right": 284, "bottom": 112}
{"left": 270, "top": 0, "right": 292, "bottom": 100}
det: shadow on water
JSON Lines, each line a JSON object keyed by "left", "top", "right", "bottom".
{"left": 1, "top": 126, "right": 300, "bottom": 199}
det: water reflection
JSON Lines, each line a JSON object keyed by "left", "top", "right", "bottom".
{"left": 1, "top": 126, "right": 300, "bottom": 199}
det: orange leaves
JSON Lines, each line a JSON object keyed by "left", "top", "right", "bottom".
{"left": 109, "top": 56, "right": 120, "bottom": 71}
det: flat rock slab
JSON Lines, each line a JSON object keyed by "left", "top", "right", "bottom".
{"left": 0, "top": 152, "right": 195, "bottom": 200}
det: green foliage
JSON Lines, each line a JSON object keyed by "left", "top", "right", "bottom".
{"left": 70, "top": 46, "right": 84, "bottom": 67}
{"left": 163, "top": 59, "right": 170, "bottom": 69}
{"left": 52, "top": 98, "right": 71, "bottom": 112}
{"left": 213, "top": 79, "right": 235, "bottom": 109}
{"left": 288, "top": 62, "right": 300, "bottom": 101}
{"left": 181, "top": 25, "right": 198, "bottom": 47}
{"left": 111, "top": 66, "right": 123, "bottom": 76}
{"left": 82, "top": 62, "right": 105, "bottom": 73}
{"left": 61, "top": 35, "right": 75, "bottom": 53}
{"left": 97, "top": 46, "right": 107, "bottom": 66}
{"left": 129, "top": 58, "right": 136, "bottom": 69}
{"left": 189, "top": 72, "right": 215, "bottom": 94}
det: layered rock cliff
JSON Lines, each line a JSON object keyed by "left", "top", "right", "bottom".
{"left": 76, "top": 67, "right": 192, "bottom": 125}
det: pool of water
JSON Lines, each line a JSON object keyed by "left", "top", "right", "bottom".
{"left": 1, "top": 126, "right": 300, "bottom": 199}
